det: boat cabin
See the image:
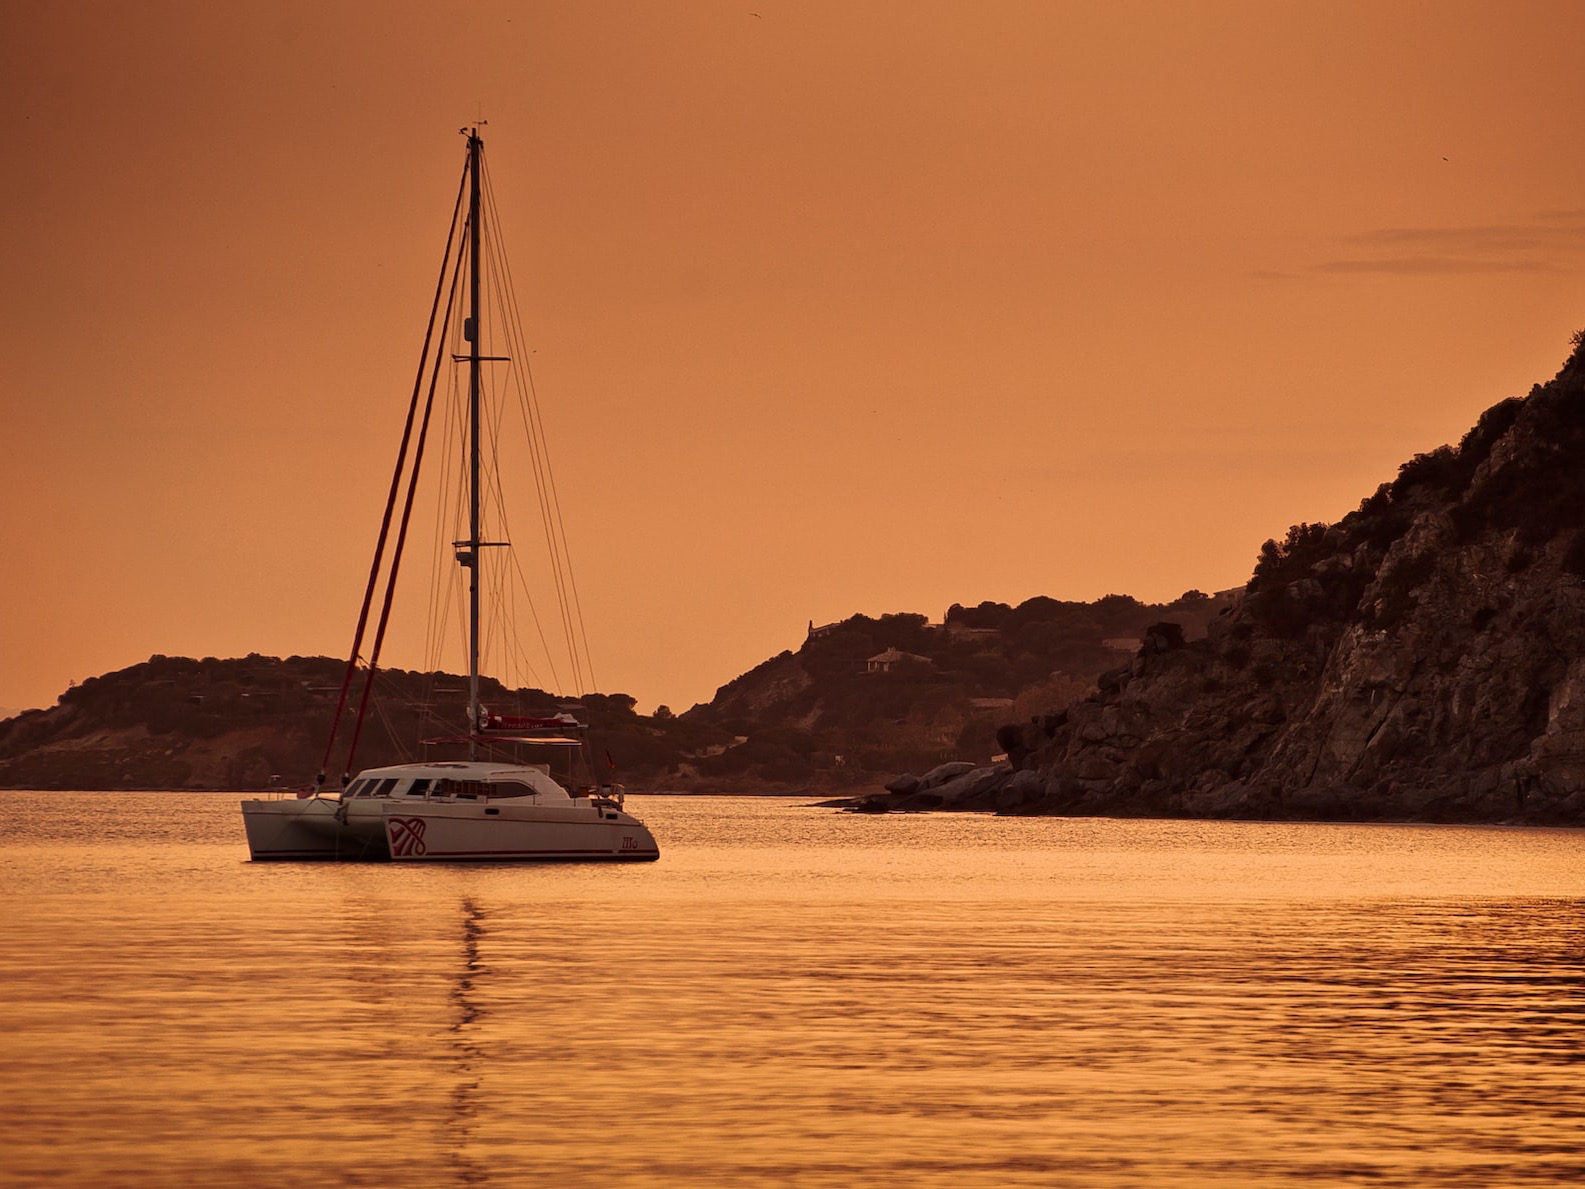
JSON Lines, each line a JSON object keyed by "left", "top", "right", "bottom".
{"left": 341, "top": 761, "right": 572, "bottom": 804}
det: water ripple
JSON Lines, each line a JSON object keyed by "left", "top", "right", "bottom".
{"left": 0, "top": 793, "right": 1581, "bottom": 1186}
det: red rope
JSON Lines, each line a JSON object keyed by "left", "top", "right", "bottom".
{"left": 315, "top": 163, "right": 467, "bottom": 788}
{"left": 342, "top": 232, "right": 465, "bottom": 777}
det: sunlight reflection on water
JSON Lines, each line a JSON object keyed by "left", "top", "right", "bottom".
{"left": 1, "top": 793, "right": 1581, "bottom": 1186}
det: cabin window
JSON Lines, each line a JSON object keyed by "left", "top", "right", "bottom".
{"left": 345, "top": 779, "right": 371, "bottom": 798}
{"left": 486, "top": 780, "right": 537, "bottom": 799}
{"left": 405, "top": 779, "right": 431, "bottom": 797}
{"left": 373, "top": 778, "right": 398, "bottom": 798}
{"left": 433, "top": 778, "right": 489, "bottom": 799}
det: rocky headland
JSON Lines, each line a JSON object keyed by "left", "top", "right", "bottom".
{"left": 851, "top": 338, "right": 1585, "bottom": 826}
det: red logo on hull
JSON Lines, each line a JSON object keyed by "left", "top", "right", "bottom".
{"left": 388, "top": 817, "right": 428, "bottom": 857}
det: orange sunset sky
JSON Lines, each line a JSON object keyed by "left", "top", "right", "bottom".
{"left": 5, "top": 0, "right": 1585, "bottom": 716}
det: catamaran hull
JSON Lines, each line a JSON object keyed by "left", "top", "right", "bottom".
{"left": 241, "top": 797, "right": 660, "bottom": 862}
{"left": 241, "top": 798, "right": 383, "bottom": 861}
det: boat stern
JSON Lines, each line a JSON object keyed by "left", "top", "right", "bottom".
{"left": 240, "top": 797, "right": 389, "bottom": 861}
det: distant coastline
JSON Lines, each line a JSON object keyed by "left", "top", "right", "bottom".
{"left": 8, "top": 343, "right": 1585, "bottom": 829}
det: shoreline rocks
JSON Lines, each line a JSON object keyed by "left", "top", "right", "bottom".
{"left": 855, "top": 342, "right": 1585, "bottom": 829}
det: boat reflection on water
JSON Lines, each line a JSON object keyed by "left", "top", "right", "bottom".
{"left": 446, "top": 897, "right": 488, "bottom": 1187}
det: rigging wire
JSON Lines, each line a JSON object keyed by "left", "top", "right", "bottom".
{"left": 476, "top": 334, "right": 564, "bottom": 696}
{"left": 424, "top": 224, "right": 562, "bottom": 700}
{"left": 480, "top": 152, "right": 598, "bottom": 693}
{"left": 341, "top": 229, "right": 466, "bottom": 777}
{"left": 332, "top": 134, "right": 602, "bottom": 775}
{"left": 482, "top": 389, "right": 566, "bottom": 694}
{"left": 470, "top": 204, "right": 565, "bottom": 694}
{"left": 423, "top": 351, "right": 468, "bottom": 678}
{"left": 316, "top": 163, "right": 467, "bottom": 788}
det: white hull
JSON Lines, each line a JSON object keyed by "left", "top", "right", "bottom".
{"left": 241, "top": 763, "right": 660, "bottom": 862}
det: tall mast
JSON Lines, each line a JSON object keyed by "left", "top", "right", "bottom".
{"left": 466, "top": 126, "right": 483, "bottom": 758}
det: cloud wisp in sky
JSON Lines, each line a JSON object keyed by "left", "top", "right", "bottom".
{"left": 1314, "top": 210, "right": 1585, "bottom": 276}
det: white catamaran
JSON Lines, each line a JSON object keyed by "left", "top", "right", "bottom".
{"left": 242, "top": 128, "right": 659, "bottom": 862}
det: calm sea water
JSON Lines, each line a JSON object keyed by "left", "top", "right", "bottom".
{"left": 1, "top": 792, "right": 1581, "bottom": 1187}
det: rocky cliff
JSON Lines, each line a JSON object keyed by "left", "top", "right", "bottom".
{"left": 859, "top": 338, "right": 1585, "bottom": 826}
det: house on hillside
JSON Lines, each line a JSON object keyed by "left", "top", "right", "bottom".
{"left": 866, "top": 648, "right": 933, "bottom": 674}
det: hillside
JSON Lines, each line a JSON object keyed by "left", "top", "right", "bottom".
{"left": 0, "top": 593, "right": 1232, "bottom": 792}
{"left": 23, "top": 335, "right": 1585, "bottom": 817}
{"left": 0, "top": 655, "right": 727, "bottom": 792}
{"left": 673, "top": 592, "right": 1234, "bottom": 789}
{"left": 855, "top": 336, "right": 1585, "bottom": 826}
